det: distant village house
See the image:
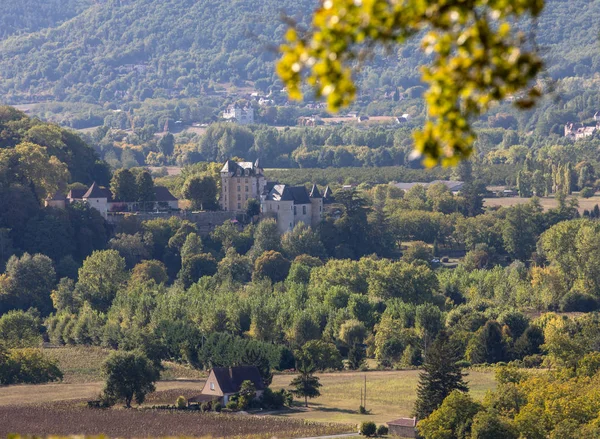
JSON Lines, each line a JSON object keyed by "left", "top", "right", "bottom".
{"left": 46, "top": 182, "right": 179, "bottom": 219}
{"left": 223, "top": 104, "right": 255, "bottom": 125}
{"left": 188, "top": 366, "right": 264, "bottom": 406}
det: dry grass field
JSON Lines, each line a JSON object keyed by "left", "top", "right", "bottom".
{"left": 43, "top": 346, "right": 204, "bottom": 383}
{"left": 272, "top": 369, "right": 496, "bottom": 424}
{"left": 484, "top": 194, "right": 600, "bottom": 213}
{"left": 0, "top": 347, "right": 497, "bottom": 435}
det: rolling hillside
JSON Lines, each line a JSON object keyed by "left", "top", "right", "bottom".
{"left": 0, "top": 0, "right": 598, "bottom": 105}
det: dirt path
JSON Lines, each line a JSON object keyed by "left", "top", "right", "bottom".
{"left": 0, "top": 380, "right": 204, "bottom": 406}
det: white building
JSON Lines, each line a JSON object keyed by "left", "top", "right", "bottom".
{"left": 223, "top": 104, "right": 254, "bottom": 125}
{"left": 64, "top": 182, "right": 179, "bottom": 218}
{"left": 261, "top": 183, "right": 323, "bottom": 234}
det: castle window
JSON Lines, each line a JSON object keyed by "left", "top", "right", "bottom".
{"left": 245, "top": 195, "right": 248, "bottom": 200}
{"left": 294, "top": 206, "right": 297, "bottom": 215}
{"left": 238, "top": 203, "right": 241, "bottom": 209}
{"left": 237, "top": 185, "right": 241, "bottom": 191}
{"left": 224, "top": 186, "right": 227, "bottom": 192}
{"left": 320, "top": 206, "right": 322, "bottom": 212}
{"left": 238, "top": 194, "right": 241, "bottom": 201}
{"left": 237, "top": 178, "right": 240, "bottom": 183}
{"left": 303, "top": 206, "right": 306, "bottom": 215}
{"left": 245, "top": 186, "right": 248, "bottom": 192}
{"left": 277, "top": 205, "right": 280, "bottom": 211}
{"left": 245, "top": 178, "right": 248, "bottom": 183}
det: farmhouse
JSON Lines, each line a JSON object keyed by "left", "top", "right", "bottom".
{"left": 47, "top": 182, "right": 179, "bottom": 218}
{"left": 387, "top": 417, "right": 417, "bottom": 438}
{"left": 189, "top": 366, "right": 265, "bottom": 405}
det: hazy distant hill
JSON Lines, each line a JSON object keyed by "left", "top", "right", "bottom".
{"left": 0, "top": 0, "right": 93, "bottom": 39}
{"left": 0, "top": 0, "right": 598, "bottom": 105}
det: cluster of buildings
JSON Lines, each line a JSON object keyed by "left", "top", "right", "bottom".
{"left": 220, "top": 159, "right": 332, "bottom": 233}
{"left": 393, "top": 180, "right": 465, "bottom": 194}
{"left": 45, "top": 183, "right": 179, "bottom": 219}
{"left": 45, "top": 159, "right": 332, "bottom": 234}
{"left": 564, "top": 113, "right": 600, "bottom": 140}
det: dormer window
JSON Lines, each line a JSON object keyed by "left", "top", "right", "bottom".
{"left": 210, "top": 382, "right": 215, "bottom": 390}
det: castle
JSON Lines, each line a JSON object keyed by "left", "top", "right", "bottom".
{"left": 219, "top": 159, "right": 326, "bottom": 233}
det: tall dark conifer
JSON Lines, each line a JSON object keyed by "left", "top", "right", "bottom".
{"left": 414, "top": 330, "right": 468, "bottom": 420}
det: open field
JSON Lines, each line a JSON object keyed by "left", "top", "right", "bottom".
{"left": 43, "top": 347, "right": 204, "bottom": 383}
{"left": 272, "top": 369, "right": 496, "bottom": 424}
{"left": 0, "top": 406, "right": 351, "bottom": 438}
{"left": 0, "top": 380, "right": 205, "bottom": 407}
{"left": 484, "top": 194, "right": 600, "bottom": 213}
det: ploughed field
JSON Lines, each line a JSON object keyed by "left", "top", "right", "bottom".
{"left": 0, "top": 404, "right": 350, "bottom": 438}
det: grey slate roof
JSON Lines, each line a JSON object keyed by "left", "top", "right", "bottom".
{"left": 220, "top": 159, "right": 262, "bottom": 175}
{"left": 68, "top": 188, "right": 87, "bottom": 200}
{"left": 83, "top": 182, "right": 112, "bottom": 200}
{"left": 211, "top": 366, "right": 265, "bottom": 393}
{"left": 265, "top": 184, "right": 311, "bottom": 205}
{"left": 154, "top": 186, "right": 178, "bottom": 202}
{"left": 309, "top": 184, "right": 322, "bottom": 198}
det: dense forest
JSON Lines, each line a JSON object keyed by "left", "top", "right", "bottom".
{"left": 0, "top": 0, "right": 598, "bottom": 107}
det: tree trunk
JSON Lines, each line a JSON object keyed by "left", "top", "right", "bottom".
{"left": 305, "top": 395, "right": 308, "bottom": 407}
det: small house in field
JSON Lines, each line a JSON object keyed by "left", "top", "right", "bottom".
{"left": 387, "top": 417, "right": 417, "bottom": 438}
{"left": 189, "top": 366, "right": 264, "bottom": 405}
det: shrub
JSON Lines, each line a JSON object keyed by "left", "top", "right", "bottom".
{"left": 359, "top": 405, "right": 367, "bottom": 414}
{"left": 360, "top": 421, "right": 377, "bottom": 437}
{"left": 201, "top": 402, "right": 210, "bottom": 412}
{"left": 226, "top": 400, "right": 238, "bottom": 410}
{"left": 581, "top": 187, "right": 595, "bottom": 198}
{"left": 560, "top": 290, "right": 599, "bottom": 312}
{"left": 213, "top": 402, "right": 222, "bottom": 412}
{"left": 376, "top": 425, "right": 389, "bottom": 436}
{"left": 176, "top": 395, "right": 187, "bottom": 409}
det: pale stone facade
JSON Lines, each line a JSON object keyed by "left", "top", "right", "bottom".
{"left": 219, "top": 160, "right": 323, "bottom": 233}
{"left": 220, "top": 160, "right": 266, "bottom": 212}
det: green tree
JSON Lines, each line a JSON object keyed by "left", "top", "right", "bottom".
{"left": 297, "top": 340, "right": 343, "bottom": 371}
{"left": 251, "top": 219, "right": 281, "bottom": 256}
{"left": 253, "top": 250, "right": 291, "bottom": 283}
{"left": 158, "top": 133, "right": 175, "bottom": 157}
{"left": 136, "top": 170, "right": 155, "bottom": 205}
{"left": 238, "top": 379, "right": 256, "bottom": 409}
{"left": 0, "top": 253, "right": 56, "bottom": 315}
{"left": 108, "top": 232, "right": 151, "bottom": 268}
{"left": 278, "top": 0, "right": 543, "bottom": 165}
{"left": 414, "top": 331, "right": 468, "bottom": 420}
{"left": 75, "top": 250, "right": 128, "bottom": 313}
{"left": 290, "top": 361, "right": 322, "bottom": 407}
{"left": 466, "top": 321, "right": 508, "bottom": 364}
{"left": 417, "top": 390, "right": 482, "bottom": 439}
{"left": 281, "top": 222, "right": 326, "bottom": 259}
{"left": 180, "top": 232, "right": 203, "bottom": 262}
{"left": 101, "top": 350, "right": 160, "bottom": 408}
{"left": 179, "top": 253, "right": 218, "bottom": 288}
{"left": 182, "top": 175, "right": 218, "bottom": 211}
{"left": 130, "top": 260, "right": 168, "bottom": 285}
{"left": 111, "top": 168, "right": 137, "bottom": 202}
{"left": 470, "top": 411, "right": 519, "bottom": 439}
{"left": 0, "top": 309, "right": 42, "bottom": 348}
